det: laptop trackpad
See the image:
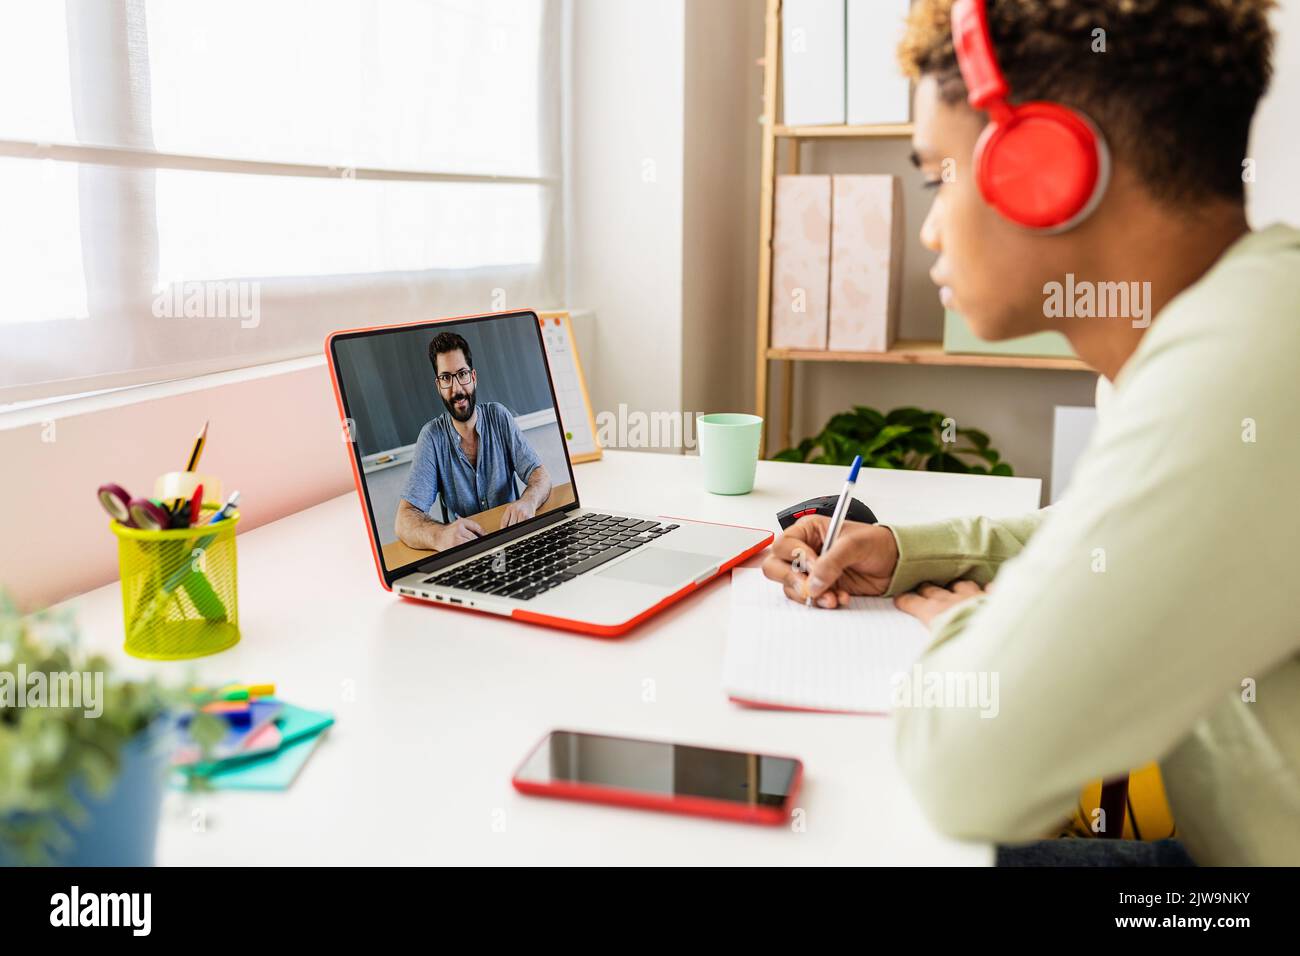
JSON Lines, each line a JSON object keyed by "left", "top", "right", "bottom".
{"left": 596, "top": 548, "right": 717, "bottom": 588}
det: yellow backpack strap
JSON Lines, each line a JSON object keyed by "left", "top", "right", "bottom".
{"left": 1066, "top": 764, "right": 1177, "bottom": 841}
{"left": 1097, "top": 775, "right": 1129, "bottom": 839}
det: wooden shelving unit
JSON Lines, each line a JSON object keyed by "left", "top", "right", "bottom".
{"left": 774, "top": 122, "right": 914, "bottom": 139}
{"left": 768, "top": 340, "right": 1090, "bottom": 372}
{"left": 753, "top": 0, "right": 1090, "bottom": 457}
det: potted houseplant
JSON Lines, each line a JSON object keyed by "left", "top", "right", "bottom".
{"left": 775, "top": 405, "right": 1015, "bottom": 475}
{"left": 0, "top": 597, "right": 222, "bottom": 866}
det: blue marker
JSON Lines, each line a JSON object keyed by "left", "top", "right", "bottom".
{"left": 808, "top": 455, "right": 862, "bottom": 607}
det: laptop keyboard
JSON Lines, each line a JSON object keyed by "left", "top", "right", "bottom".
{"left": 422, "top": 514, "right": 679, "bottom": 601}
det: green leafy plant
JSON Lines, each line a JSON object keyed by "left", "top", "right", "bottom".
{"left": 0, "top": 595, "right": 224, "bottom": 864}
{"left": 774, "top": 405, "right": 1015, "bottom": 475}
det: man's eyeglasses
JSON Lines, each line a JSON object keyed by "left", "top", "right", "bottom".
{"left": 435, "top": 367, "right": 473, "bottom": 388}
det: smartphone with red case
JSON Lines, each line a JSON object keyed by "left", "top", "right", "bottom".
{"left": 512, "top": 730, "right": 803, "bottom": 825}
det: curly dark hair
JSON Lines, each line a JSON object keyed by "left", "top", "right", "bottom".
{"left": 897, "top": 0, "right": 1276, "bottom": 203}
{"left": 429, "top": 330, "right": 472, "bottom": 370}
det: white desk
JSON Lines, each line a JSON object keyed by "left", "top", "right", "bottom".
{"left": 64, "top": 450, "right": 1040, "bottom": 865}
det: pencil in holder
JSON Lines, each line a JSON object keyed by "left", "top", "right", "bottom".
{"left": 110, "top": 508, "right": 240, "bottom": 660}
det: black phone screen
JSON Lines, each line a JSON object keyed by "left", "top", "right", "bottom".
{"left": 515, "top": 731, "right": 800, "bottom": 807}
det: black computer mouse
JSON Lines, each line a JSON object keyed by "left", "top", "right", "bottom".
{"left": 777, "top": 495, "right": 878, "bottom": 531}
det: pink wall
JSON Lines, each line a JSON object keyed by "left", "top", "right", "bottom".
{"left": 0, "top": 361, "right": 353, "bottom": 610}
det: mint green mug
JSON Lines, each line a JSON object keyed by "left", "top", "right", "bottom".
{"left": 696, "top": 413, "right": 763, "bottom": 495}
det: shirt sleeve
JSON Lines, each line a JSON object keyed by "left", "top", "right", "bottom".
{"left": 891, "top": 261, "right": 1300, "bottom": 843}
{"left": 501, "top": 406, "right": 543, "bottom": 484}
{"left": 400, "top": 424, "right": 440, "bottom": 515}
{"left": 883, "top": 512, "right": 1047, "bottom": 596}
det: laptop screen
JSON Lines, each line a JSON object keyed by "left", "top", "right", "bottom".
{"left": 329, "top": 311, "right": 579, "bottom": 581}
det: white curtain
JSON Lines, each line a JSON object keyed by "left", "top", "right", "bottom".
{"left": 0, "top": 0, "right": 564, "bottom": 403}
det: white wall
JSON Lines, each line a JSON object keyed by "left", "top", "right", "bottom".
{"left": 681, "top": 0, "right": 766, "bottom": 419}
{"left": 569, "top": 0, "right": 766, "bottom": 437}
{"left": 0, "top": 360, "right": 354, "bottom": 610}
{"left": 1248, "top": 0, "right": 1300, "bottom": 226}
{"left": 568, "top": 0, "right": 686, "bottom": 430}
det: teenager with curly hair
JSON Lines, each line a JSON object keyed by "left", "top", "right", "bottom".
{"left": 764, "top": 0, "right": 1296, "bottom": 866}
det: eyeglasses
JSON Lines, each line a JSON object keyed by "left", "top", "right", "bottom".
{"left": 435, "top": 367, "right": 473, "bottom": 388}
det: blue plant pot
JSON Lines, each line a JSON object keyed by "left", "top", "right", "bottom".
{"left": 1, "top": 722, "right": 173, "bottom": 867}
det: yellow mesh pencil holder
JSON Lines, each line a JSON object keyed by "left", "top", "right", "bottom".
{"left": 110, "top": 508, "right": 240, "bottom": 660}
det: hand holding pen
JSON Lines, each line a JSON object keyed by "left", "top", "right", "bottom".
{"left": 762, "top": 458, "right": 901, "bottom": 608}
{"left": 804, "top": 456, "right": 861, "bottom": 606}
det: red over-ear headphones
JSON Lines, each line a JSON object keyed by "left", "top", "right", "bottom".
{"left": 951, "top": 0, "right": 1110, "bottom": 231}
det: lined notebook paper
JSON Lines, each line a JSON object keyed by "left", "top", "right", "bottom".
{"left": 723, "top": 567, "right": 931, "bottom": 714}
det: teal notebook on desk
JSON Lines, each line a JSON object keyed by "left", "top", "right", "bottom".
{"left": 176, "top": 703, "right": 334, "bottom": 791}
{"left": 200, "top": 730, "right": 328, "bottom": 790}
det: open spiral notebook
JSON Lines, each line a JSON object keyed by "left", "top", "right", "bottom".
{"left": 722, "top": 567, "right": 931, "bottom": 715}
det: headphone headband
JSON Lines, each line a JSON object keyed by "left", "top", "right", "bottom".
{"left": 952, "top": 0, "right": 1007, "bottom": 110}
{"left": 948, "top": 0, "right": 1108, "bottom": 231}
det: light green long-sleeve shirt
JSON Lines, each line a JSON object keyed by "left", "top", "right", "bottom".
{"left": 884, "top": 225, "right": 1300, "bottom": 866}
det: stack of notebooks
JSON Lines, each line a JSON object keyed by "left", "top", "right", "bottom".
{"left": 173, "top": 684, "right": 335, "bottom": 790}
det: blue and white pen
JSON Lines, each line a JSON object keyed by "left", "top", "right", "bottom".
{"left": 807, "top": 455, "right": 862, "bottom": 606}
{"left": 207, "top": 489, "right": 240, "bottom": 524}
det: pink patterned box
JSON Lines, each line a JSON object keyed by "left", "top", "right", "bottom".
{"left": 829, "top": 175, "right": 902, "bottom": 352}
{"left": 770, "top": 174, "right": 831, "bottom": 350}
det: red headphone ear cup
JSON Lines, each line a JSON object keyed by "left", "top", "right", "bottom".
{"left": 973, "top": 102, "right": 1108, "bottom": 231}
